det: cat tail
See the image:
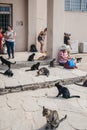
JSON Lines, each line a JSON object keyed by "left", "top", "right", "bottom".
{"left": 25, "top": 69, "right": 31, "bottom": 72}
{"left": 74, "top": 82, "right": 83, "bottom": 86}
{"left": 59, "top": 115, "right": 67, "bottom": 123}
{"left": 0, "top": 72, "right": 4, "bottom": 75}
{"left": 70, "top": 95, "right": 80, "bottom": 98}
{"left": 11, "top": 61, "right": 16, "bottom": 64}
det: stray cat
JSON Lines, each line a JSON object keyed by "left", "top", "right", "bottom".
{"left": 42, "top": 106, "right": 67, "bottom": 129}
{"left": 37, "top": 67, "right": 50, "bottom": 77}
{"left": 55, "top": 82, "right": 80, "bottom": 99}
{"left": 49, "top": 58, "right": 56, "bottom": 67}
{"left": 0, "top": 69, "right": 13, "bottom": 77}
{"left": 0, "top": 56, "right": 16, "bottom": 69}
{"left": 75, "top": 79, "right": 87, "bottom": 87}
{"left": 28, "top": 53, "right": 35, "bottom": 61}
{"left": 75, "top": 57, "right": 82, "bottom": 63}
{"left": 25, "top": 62, "right": 40, "bottom": 71}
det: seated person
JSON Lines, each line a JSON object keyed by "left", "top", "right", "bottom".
{"left": 58, "top": 45, "right": 69, "bottom": 66}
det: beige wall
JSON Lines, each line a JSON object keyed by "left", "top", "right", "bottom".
{"left": 0, "top": 0, "right": 28, "bottom": 52}
{"left": 47, "top": 0, "right": 65, "bottom": 58}
{"left": 64, "top": 12, "right": 87, "bottom": 42}
{"left": 36, "top": 0, "right": 47, "bottom": 52}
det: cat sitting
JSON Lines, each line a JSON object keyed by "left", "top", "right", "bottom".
{"left": 25, "top": 62, "right": 40, "bottom": 71}
{"left": 55, "top": 82, "right": 80, "bottom": 99}
{"left": 42, "top": 106, "right": 67, "bottom": 130}
{"left": 0, "top": 56, "right": 16, "bottom": 69}
{"left": 0, "top": 69, "right": 13, "bottom": 77}
{"left": 27, "top": 53, "right": 35, "bottom": 61}
{"left": 37, "top": 67, "right": 50, "bottom": 77}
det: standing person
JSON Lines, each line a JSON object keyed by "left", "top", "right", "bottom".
{"left": 38, "top": 28, "right": 47, "bottom": 53}
{"left": 64, "top": 33, "right": 72, "bottom": 55}
{"left": 0, "top": 27, "right": 4, "bottom": 54}
{"left": 4, "top": 25, "right": 16, "bottom": 59}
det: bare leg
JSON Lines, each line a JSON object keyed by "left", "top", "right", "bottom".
{"left": 40, "top": 41, "right": 44, "bottom": 53}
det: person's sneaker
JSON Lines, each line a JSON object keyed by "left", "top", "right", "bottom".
{"left": 12, "top": 56, "right": 14, "bottom": 59}
{"left": 8, "top": 57, "right": 10, "bottom": 60}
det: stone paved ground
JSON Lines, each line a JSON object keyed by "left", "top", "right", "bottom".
{"left": 0, "top": 65, "right": 86, "bottom": 89}
{"left": 0, "top": 52, "right": 87, "bottom": 130}
{"left": 0, "top": 84, "right": 87, "bottom": 130}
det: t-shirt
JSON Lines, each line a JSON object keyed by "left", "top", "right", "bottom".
{"left": 5, "top": 30, "right": 16, "bottom": 42}
{"left": 58, "top": 51, "right": 68, "bottom": 63}
{"left": 0, "top": 33, "right": 3, "bottom": 45}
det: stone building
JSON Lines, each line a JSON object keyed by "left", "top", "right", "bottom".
{"left": 0, "top": 0, "right": 87, "bottom": 58}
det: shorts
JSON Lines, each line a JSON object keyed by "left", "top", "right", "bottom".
{"left": 38, "top": 36, "right": 43, "bottom": 42}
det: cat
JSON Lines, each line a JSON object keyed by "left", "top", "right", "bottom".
{"left": 75, "top": 80, "right": 87, "bottom": 87}
{"left": 75, "top": 57, "right": 82, "bottom": 63}
{"left": 25, "top": 62, "right": 40, "bottom": 71}
{"left": 42, "top": 106, "right": 67, "bottom": 130}
{"left": 0, "top": 69, "right": 13, "bottom": 77}
{"left": 49, "top": 58, "right": 56, "bottom": 67}
{"left": 0, "top": 56, "right": 16, "bottom": 69}
{"left": 27, "top": 53, "right": 35, "bottom": 61}
{"left": 37, "top": 67, "right": 50, "bottom": 77}
{"left": 55, "top": 82, "right": 80, "bottom": 99}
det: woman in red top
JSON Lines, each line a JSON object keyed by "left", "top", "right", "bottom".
{"left": 0, "top": 27, "right": 3, "bottom": 54}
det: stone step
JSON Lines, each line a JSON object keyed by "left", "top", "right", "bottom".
{"left": 0, "top": 75, "right": 85, "bottom": 95}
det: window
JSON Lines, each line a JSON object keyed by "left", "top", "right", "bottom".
{"left": 65, "top": 0, "right": 87, "bottom": 12}
{"left": 0, "top": 4, "right": 12, "bottom": 31}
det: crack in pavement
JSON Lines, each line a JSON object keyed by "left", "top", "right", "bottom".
{"left": 67, "top": 118, "right": 87, "bottom": 130}
{"left": 56, "top": 108, "right": 87, "bottom": 117}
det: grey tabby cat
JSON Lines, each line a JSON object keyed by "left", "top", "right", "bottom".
{"left": 42, "top": 106, "right": 67, "bottom": 130}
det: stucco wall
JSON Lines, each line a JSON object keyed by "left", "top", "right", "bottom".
{"left": 36, "top": 0, "right": 47, "bottom": 52}
{"left": 64, "top": 12, "right": 87, "bottom": 43}
{"left": 0, "top": 0, "right": 28, "bottom": 52}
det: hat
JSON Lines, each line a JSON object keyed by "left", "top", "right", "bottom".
{"left": 60, "top": 45, "right": 67, "bottom": 50}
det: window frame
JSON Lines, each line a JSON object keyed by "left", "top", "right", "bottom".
{"left": 0, "top": 3, "right": 13, "bottom": 31}
{"left": 65, "top": 0, "right": 87, "bottom": 12}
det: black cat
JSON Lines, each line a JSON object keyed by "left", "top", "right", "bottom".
{"left": 28, "top": 53, "right": 35, "bottom": 61}
{"left": 0, "top": 69, "right": 13, "bottom": 77}
{"left": 37, "top": 67, "right": 50, "bottom": 77}
{"left": 55, "top": 82, "right": 80, "bottom": 99}
{"left": 49, "top": 58, "right": 56, "bottom": 67}
{"left": 25, "top": 62, "right": 40, "bottom": 71}
{"left": 75, "top": 57, "right": 82, "bottom": 63}
{"left": 0, "top": 56, "right": 16, "bottom": 69}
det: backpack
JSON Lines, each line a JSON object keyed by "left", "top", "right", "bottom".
{"left": 30, "top": 44, "right": 38, "bottom": 52}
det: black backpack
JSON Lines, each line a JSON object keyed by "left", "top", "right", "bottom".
{"left": 30, "top": 44, "right": 38, "bottom": 52}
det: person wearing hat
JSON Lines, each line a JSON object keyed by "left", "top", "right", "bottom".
{"left": 64, "top": 32, "right": 72, "bottom": 55}
{"left": 58, "top": 45, "right": 70, "bottom": 66}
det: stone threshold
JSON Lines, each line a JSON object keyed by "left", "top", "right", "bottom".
{"left": 0, "top": 59, "right": 51, "bottom": 70}
{"left": 0, "top": 75, "right": 85, "bottom": 96}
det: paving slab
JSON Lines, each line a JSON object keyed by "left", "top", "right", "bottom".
{"left": 0, "top": 84, "right": 87, "bottom": 130}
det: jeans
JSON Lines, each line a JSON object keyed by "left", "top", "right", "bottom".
{"left": 6, "top": 41, "right": 15, "bottom": 58}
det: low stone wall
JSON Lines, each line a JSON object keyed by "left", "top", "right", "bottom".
{"left": 0, "top": 75, "right": 85, "bottom": 95}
